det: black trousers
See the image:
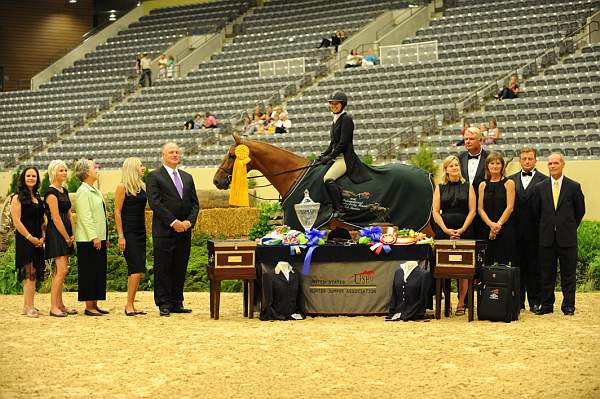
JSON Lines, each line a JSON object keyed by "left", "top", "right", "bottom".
{"left": 539, "top": 240, "right": 577, "bottom": 311}
{"left": 139, "top": 69, "right": 152, "bottom": 87}
{"left": 515, "top": 236, "right": 541, "bottom": 308}
{"left": 153, "top": 232, "right": 191, "bottom": 309}
{"left": 77, "top": 241, "right": 107, "bottom": 301}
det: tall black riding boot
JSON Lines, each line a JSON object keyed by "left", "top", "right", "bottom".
{"left": 325, "top": 179, "right": 344, "bottom": 218}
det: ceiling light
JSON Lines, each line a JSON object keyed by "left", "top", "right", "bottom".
{"left": 69, "top": 0, "right": 77, "bottom": 3}
{"left": 109, "top": 13, "right": 116, "bottom": 21}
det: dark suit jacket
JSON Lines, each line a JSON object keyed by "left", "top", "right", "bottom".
{"left": 458, "top": 149, "right": 489, "bottom": 191}
{"left": 509, "top": 169, "right": 547, "bottom": 240}
{"left": 146, "top": 166, "right": 200, "bottom": 238}
{"left": 321, "top": 112, "right": 370, "bottom": 184}
{"left": 532, "top": 176, "right": 585, "bottom": 247}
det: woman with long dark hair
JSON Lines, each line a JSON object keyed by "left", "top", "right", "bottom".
{"left": 10, "top": 167, "right": 45, "bottom": 317}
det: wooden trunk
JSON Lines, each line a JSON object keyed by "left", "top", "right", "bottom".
{"left": 207, "top": 239, "right": 257, "bottom": 279}
{"left": 434, "top": 239, "right": 486, "bottom": 277}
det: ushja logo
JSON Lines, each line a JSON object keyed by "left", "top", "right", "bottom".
{"left": 351, "top": 270, "right": 375, "bottom": 284}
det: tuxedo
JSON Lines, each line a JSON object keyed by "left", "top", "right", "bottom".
{"left": 458, "top": 149, "right": 489, "bottom": 239}
{"left": 532, "top": 175, "right": 585, "bottom": 312}
{"left": 509, "top": 169, "right": 547, "bottom": 309}
{"left": 147, "top": 165, "right": 200, "bottom": 310}
{"left": 321, "top": 112, "right": 370, "bottom": 184}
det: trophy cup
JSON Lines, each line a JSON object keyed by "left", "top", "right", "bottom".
{"left": 294, "top": 190, "right": 321, "bottom": 232}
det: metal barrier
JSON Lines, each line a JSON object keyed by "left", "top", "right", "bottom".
{"left": 380, "top": 40, "right": 438, "bottom": 65}
{"left": 258, "top": 57, "right": 306, "bottom": 78}
{"left": 370, "top": 114, "right": 439, "bottom": 161}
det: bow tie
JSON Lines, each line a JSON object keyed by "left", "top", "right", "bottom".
{"left": 522, "top": 171, "right": 533, "bottom": 177}
{"left": 468, "top": 154, "right": 480, "bottom": 160}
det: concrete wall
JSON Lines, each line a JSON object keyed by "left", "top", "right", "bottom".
{"left": 142, "top": 0, "right": 211, "bottom": 14}
{"left": 30, "top": 6, "right": 145, "bottom": 90}
{"left": 177, "top": 31, "right": 225, "bottom": 77}
{"left": 1, "top": 159, "right": 599, "bottom": 221}
{"left": 589, "top": 10, "right": 600, "bottom": 44}
{"left": 377, "top": 4, "right": 433, "bottom": 48}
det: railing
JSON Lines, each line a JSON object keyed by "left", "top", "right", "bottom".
{"left": 375, "top": 3, "right": 425, "bottom": 41}
{"left": 453, "top": 17, "right": 600, "bottom": 117}
{"left": 258, "top": 57, "right": 306, "bottom": 78}
{"left": 380, "top": 40, "right": 438, "bottom": 65}
{"left": 370, "top": 114, "right": 439, "bottom": 160}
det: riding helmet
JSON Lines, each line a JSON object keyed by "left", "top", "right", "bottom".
{"left": 327, "top": 91, "right": 348, "bottom": 107}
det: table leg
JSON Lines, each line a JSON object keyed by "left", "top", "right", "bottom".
{"left": 468, "top": 278, "right": 474, "bottom": 322}
{"left": 248, "top": 280, "right": 254, "bottom": 319}
{"left": 243, "top": 280, "right": 248, "bottom": 318}
{"left": 209, "top": 277, "right": 214, "bottom": 319}
{"left": 215, "top": 280, "right": 221, "bottom": 320}
{"left": 444, "top": 279, "right": 451, "bottom": 317}
{"left": 435, "top": 278, "right": 441, "bottom": 320}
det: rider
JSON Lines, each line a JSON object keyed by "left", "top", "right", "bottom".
{"left": 318, "top": 91, "right": 370, "bottom": 217}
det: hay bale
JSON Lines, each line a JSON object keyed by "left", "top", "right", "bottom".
{"left": 198, "top": 189, "right": 258, "bottom": 209}
{"left": 196, "top": 207, "right": 260, "bottom": 238}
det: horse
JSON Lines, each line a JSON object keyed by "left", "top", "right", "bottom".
{"left": 213, "top": 133, "right": 434, "bottom": 234}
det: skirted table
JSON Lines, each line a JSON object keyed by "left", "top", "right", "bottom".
{"left": 255, "top": 244, "right": 433, "bottom": 315}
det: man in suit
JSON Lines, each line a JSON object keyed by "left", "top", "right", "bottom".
{"left": 458, "top": 127, "right": 489, "bottom": 239}
{"left": 532, "top": 153, "right": 585, "bottom": 316}
{"left": 509, "top": 148, "right": 547, "bottom": 312}
{"left": 147, "top": 142, "right": 200, "bottom": 316}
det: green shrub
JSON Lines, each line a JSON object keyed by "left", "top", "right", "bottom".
{"left": 39, "top": 172, "right": 50, "bottom": 197}
{"left": 577, "top": 221, "right": 600, "bottom": 265}
{"left": 248, "top": 202, "right": 282, "bottom": 240}
{"left": 362, "top": 154, "right": 373, "bottom": 165}
{"left": 409, "top": 144, "right": 438, "bottom": 176}
{"left": 7, "top": 168, "right": 20, "bottom": 196}
{"left": 0, "top": 245, "right": 20, "bottom": 294}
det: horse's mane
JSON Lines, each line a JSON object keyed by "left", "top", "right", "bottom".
{"left": 244, "top": 138, "right": 309, "bottom": 163}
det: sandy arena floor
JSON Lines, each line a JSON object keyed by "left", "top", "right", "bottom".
{"left": 1, "top": 291, "right": 599, "bottom": 399}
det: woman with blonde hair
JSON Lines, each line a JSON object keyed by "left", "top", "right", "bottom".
{"left": 115, "top": 157, "right": 148, "bottom": 316}
{"left": 478, "top": 152, "right": 516, "bottom": 267}
{"left": 432, "top": 155, "right": 476, "bottom": 315}
{"left": 44, "top": 160, "right": 77, "bottom": 317}
{"left": 483, "top": 117, "right": 500, "bottom": 145}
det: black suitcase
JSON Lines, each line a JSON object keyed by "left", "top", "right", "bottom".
{"left": 477, "top": 264, "right": 521, "bottom": 322}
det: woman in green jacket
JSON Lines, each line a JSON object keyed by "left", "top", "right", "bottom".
{"left": 74, "top": 159, "right": 109, "bottom": 316}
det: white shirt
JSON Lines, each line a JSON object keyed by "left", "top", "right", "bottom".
{"left": 162, "top": 164, "right": 181, "bottom": 189}
{"left": 276, "top": 119, "right": 292, "bottom": 129}
{"left": 520, "top": 169, "right": 536, "bottom": 190}
{"left": 140, "top": 57, "right": 151, "bottom": 69}
{"left": 333, "top": 110, "right": 346, "bottom": 124}
{"left": 466, "top": 151, "right": 482, "bottom": 185}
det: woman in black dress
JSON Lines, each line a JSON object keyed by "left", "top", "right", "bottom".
{"left": 478, "top": 152, "right": 516, "bottom": 267}
{"left": 10, "top": 167, "right": 45, "bottom": 318}
{"left": 114, "top": 157, "right": 147, "bottom": 316}
{"left": 44, "top": 160, "right": 77, "bottom": 317}
{"left": 432, "top": 155, "right": 476, "bottom": 315}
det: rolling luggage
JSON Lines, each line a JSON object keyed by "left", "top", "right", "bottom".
{"left": 477, "top": 264, "right": 520, "bottom": 322}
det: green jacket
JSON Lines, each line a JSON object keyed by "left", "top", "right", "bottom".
{"left": 75, "top": 182, "right": 107, "bottom": 242}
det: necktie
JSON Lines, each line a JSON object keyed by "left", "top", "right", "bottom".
{"left": 522, "top": 171, "right": 532, "bottom": 177}
{"left": 468, "top": 154, "right": 480, "bottom": 160}
{"left": 173, "top": 170, "right": 183, "bottom": 198}
{"left": 552, "top": 180, "right": 559, "bottom": 209}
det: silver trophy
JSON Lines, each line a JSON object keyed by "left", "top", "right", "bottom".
{"left": 294, "top": 190, "right": 321, "bottom": 232}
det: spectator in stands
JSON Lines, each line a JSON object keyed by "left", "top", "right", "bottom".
{"left": 456, "top": 120, "right": 470, "bottom": 146}
{"left": 432, "top": 155, "right": 476, "bottom": 315}
{"left": 193, "top": 113, "right": 203, "bottom": 129}
{"left": 74, "top": 159, "right": 109, "bottom": 316}
{"left": 115, "top": 157, "right": 147, "bottom": 316}
{"left": 252, "top": 104, "right": 264, "bottom": 120}
{"left": 345, "top": 49, "right": 362, "bottom": 68}
{"left": 362, "top": 48, "right": 379, "bottom": 67}
{"left": 317, "top": 35, "right": 332, "bottom": 49}
{"left": 183, "top": 116, "right": 194, "bottom": 130}
{"left": 241, "top": 111, "right": 252, "bottom": 134}
{"left": 275, "top": 112, "right": 292, "bottom": 133}
{"left": 158, "top": 54, "right": 167, "bottom": 80}
{"left": 45, "top": 160, "right": 76, "bottom": 317}
{"left": 10, "top": 167, "right": 45, "bottom": 318}
{"left": 135, "top": 53, "right": 142, "bottom": 76}
{"left": 483, "top": 117, "right": 500, "bottom": 145}
{"left": 332, "top": 31, "right": 343, "bottom": 53}
{"left": 139, "top": 53, "right": 152, "bottom": 87}
{"left": 272, "top": 105, "right": 283, "bottom": 120}
{"left": 264, "top": 104, "right": 274, "bottom": 123}
{"left": 166, "top": 55, "right": 175, "bottom": 79}
{"left": 496, "top": 74, "right": 519, "bottom": 100}
{"left": 478, "top": 152, "right": 516, "bottom": 268}
{"left": 201, "top": 112, "right": 218, "bottom": 129}
{"left": 245, "top": 115, "right": 263, "bottom": 136}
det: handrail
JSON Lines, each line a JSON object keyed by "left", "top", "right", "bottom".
{"left": 371, "top": 114, "right": 438, "bottom": 160}
{"left": 453, "top": 16, "right": 600, "bottom": 115}
{"left": 375, "top": 4, "right": 423, "bottom": 41}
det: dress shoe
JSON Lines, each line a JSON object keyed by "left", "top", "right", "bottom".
{"left": 49, "top": 310, "right": 68, "bottom": 317}
{"left": 171, "top": 307, "right": 192, "bottom": 314}
{"left": 62, "top": 308, "right": 78, "bottom": 315}
{"left": 84, "top": 309, "right": 103, "bottom": 316}
{"left": 159, "top": 307, "right": 170, "bottom": 317}
{"left": 94, "top": 307, "right": 109, "bottom": 314}
{"left": 530, "top": 304, "right": 541, "bottom": 313}
{"left": 562, "top": 308, "right": 575, "bottom": 316}
{"left": 535, "top": 307, "right": 553, "bottom": 315}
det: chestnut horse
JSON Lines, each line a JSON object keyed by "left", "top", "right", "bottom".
{"left": 213, "top": 133, "right": 310, "bottom": 199}
{"left": 213, "top": 134, "right": 435, "bottom": 235}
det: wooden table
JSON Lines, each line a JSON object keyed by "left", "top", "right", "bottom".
{"left": 434, "top": 269, "right": 476, "bottom": 322}
{"left": 208, "top": 240, "right": 257, "bottom": 320}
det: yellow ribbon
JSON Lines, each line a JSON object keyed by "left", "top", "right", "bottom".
{"left": 229, "top": 144, "right": 251, "bottom": 207}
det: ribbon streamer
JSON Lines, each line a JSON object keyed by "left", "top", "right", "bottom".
{"left": 300, "top": 228, "right": 326, "bottom": 275}
{"left": 229, "top": 144, "right": 251, "bottom": 206}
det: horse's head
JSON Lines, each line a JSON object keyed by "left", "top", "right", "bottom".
{"left": 213, "top": 133, "right": 244, "bottom": 190}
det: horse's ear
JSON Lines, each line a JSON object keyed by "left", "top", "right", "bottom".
{"left": 233, "top": 132, "right": 243, "bottom": 144}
